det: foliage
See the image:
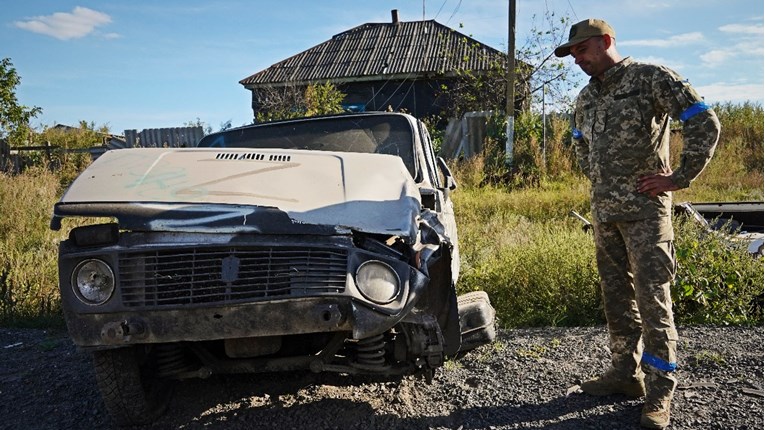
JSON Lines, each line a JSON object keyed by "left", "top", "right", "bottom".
{"left": 436, "top": 11, "right": 578, "bottom": 120}
{"left": 30, "top": 121, "right": 110, "bottom": 184}
{"left": 459, "top": 111, "right": 577, "bottom": 187}
{"left": 255, "top": 82, "right": 346, "bottom": 123}
{"left": 0, "top": 58, "right": 42, "bottom": 145}
{"left": 304, "top": 82, "right": 346, "bottom": 117}
{"left": 438, "top": 53, "right": 508, "bottom": 119}
{"left": 184, "top": 118, "right": 213, "bottom": 135}
{"left": 671, "top": 217, "right": 763, "bottom": 325}
{"left": 516, "top": 12, "right": 580, "bottom": 111}
{"left": 455, "top": 206, "right": 602, "bottom": 327}
{"left": 672, "top": 102, "right": 764, "bottom": 202}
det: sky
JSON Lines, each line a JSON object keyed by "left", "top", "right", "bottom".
{"left": 3, "top": 0, "right": 763, "bottom": 135}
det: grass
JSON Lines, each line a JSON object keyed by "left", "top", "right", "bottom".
{"left": 0, "top": 103, "right": 762, "bottom": 328}
{"left": 0, "top": 168, "right": 67, "bottom": 326}
{"left": 690, "top": 350, "right": 727, "bottom": 368}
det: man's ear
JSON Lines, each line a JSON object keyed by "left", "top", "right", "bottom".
{"left": 603, "top": 34, "right": 614, "bottom": 49}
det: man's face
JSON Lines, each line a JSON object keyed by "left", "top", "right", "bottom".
{"left": 570, "top": 36, "right": 607, "bottom": 77}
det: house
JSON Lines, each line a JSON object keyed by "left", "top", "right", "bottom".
{"left": 240, "top": 10, "right": 530, "bottom": 121}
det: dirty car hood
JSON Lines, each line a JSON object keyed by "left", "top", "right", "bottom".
{"left": 52, "top": 148, "right": 422, "bottom": 240}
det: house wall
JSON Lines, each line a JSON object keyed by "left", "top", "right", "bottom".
{"left": 247, "top": 77, "right": 528, "bottom": 122}
{"left": 339, "top": 79, "right": 448, "bottom": 118}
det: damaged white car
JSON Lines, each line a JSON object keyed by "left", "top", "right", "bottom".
{"left": 51, "top": 112, "right": 496, "bottom": 426}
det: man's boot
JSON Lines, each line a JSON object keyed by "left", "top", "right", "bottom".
{"left": 640, "top": 396, "right": 671, "bottom": 429}
{"left": 640, "top": 366, "right": 676, "bottom": 429}
{"left": 580, "top": 367, "right": 646, "bottom": 398}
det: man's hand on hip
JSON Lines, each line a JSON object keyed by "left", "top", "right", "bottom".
{"left": 637, "top": 170, "right": 680, "bottom": 197}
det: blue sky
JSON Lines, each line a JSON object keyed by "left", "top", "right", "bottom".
{"left": 3, "top": 0, "right": 763, "bottom": 134}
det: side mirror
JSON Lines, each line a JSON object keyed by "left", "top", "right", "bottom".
{"left": 436, "top": 157, "right": 457, "bottom": 191}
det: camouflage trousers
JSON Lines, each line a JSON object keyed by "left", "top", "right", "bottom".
{"left": 593, "top": 216, "right": 678, "bottom": 401}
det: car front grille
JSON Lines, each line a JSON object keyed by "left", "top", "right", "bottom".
{"left": 118, "top": 246, "right": 347, "bottom": 308}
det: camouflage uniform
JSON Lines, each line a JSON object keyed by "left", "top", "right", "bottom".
{"left": 573, "top": 57, "right": 720, "bottom": 403}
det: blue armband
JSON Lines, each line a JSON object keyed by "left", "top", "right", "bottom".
{"left": 642, "top": 352, "right": 677, "bottom": 372}
{"left": 679, "top": 101, "right": 710, "bottom": 122}
{"left": 572, "top": 128, "right": 583, "bottom": 139}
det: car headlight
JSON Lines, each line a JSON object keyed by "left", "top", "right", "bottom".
{"left": 355, "top": 260, "right": 400, "bottom": 304}
{"left": 71, "top": 259, "right": 115, "bottom": 305}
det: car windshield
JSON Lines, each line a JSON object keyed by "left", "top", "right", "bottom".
{"left": 198, "top": 115, "right": 416, "bottom": 176}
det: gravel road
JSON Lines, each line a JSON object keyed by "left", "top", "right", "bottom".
{"left": 1, "top": 326, "right": 761, "bottom": 430}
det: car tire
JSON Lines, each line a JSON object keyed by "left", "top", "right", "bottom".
{"left": 92, "top": 346, "right": 172, "bottom": 427}
{"left": 457, "top": 291, "right": 497, "bottom": 353}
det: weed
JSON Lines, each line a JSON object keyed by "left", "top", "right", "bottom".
{"left": 443, "top": 359, "right": 464, "bottom": 372}
{"left": 691, "top": 350, "right": 727, "bottom": 367}
{"left": 516, "top": 344, "right": 548, "bottom": 359}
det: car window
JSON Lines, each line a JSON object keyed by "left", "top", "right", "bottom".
{"left": 198, "top": 115, "right": 417, "bottom": 177}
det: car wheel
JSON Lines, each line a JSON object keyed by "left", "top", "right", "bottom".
{"left": 457, "top": 291, "right": 497, "bottom": 353}
{"left": 92, "top": 346, "right": 173, "bottom": 427}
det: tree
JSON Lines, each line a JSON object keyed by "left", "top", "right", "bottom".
{"left": 438, "top": 11, "right": 580, "bottom": 119}
{"left": 255, "top": 82, "right": 346, "bottom": 123}
{"left": 516, "top": 12, "right": 581, "bottom": 112}
{"left": 0, "top": 58, "right": 42, "bottom": 144}
{"left": 304, "top": 82, "right": 345, "bottom": 117}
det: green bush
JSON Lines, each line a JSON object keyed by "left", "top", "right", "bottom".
{"left": 672, "top": 216, "right": 764, "bottom": 325}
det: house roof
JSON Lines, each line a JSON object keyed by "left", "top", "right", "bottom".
{"left": 240, "top": 17, "right": 506, "bottom": 88}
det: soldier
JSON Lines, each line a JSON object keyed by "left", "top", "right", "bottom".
{"left": 554, "top": 19, "right": 720, "bottom": 429}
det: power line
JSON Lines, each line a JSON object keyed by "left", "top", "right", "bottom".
{"left": 446, "top": 0, "right": 462, "bottom": 25}
{"left": 566, "top": 0, "right": 578, "bottom": 20}
{"left": 434, "top": 0, "right": 448, "bottom": 20}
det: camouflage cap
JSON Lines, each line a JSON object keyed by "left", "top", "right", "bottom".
{"left": 554, "top": 19, "right": 615, "bottom": 57}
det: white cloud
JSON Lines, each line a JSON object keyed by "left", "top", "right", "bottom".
{"left": 699, "top": 24, "right": 764, "bottom": 67}
{"left": 719, "top": 23, "right": 764, "bottom": 35}
{"left": 700, "top": 50, "right": 733, "bottom": 66}
{"left": 632, "top": 56, "right": 684, "bottom": 71}
{"left": 620, "top": 32, "right": 704, "bottom": 48}
{"left": 696, "top": 83, "right": 764, "bottom": 104}
{"left": 14, "top": 7, "right": 112, "bottom": 40}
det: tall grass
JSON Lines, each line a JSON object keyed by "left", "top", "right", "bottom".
{"left": 0, "top": 168, "right": 66, "bottom": 326}
{"left": 672, "top": 102, "right": 764, "bottom": 202}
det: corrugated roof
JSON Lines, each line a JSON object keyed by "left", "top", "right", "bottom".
{"left": 240, "top": 19, "right": 506, "bottom": 87}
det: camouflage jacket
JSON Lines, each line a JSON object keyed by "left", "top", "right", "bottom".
{"left": 573, "top": 57, "right": 721, "bottom": 223}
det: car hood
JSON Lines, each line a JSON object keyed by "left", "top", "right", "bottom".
{"left": 52, "top": 148, "right": 422, "bottom": 240}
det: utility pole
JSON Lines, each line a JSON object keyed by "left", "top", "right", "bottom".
{"left": 505, "top": 0, "right": 516, "bottom": 166}
{"left": 542, "top": 83, "right": 547, "bottom": 169}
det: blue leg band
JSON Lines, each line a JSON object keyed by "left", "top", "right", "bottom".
{"left": 642, "top": 352, "right": 677, "bottom": 372}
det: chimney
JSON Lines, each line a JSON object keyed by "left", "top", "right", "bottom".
{"left": 391, "top": 9, "right": 399, "bottom": 24}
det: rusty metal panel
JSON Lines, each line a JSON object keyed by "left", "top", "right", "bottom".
{"left": 123, "top": 126, "right": 203, "bottom": 148}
